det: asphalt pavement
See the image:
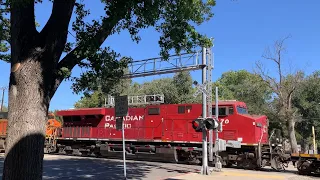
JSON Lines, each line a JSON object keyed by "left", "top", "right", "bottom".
{"left": 0, "top": 154, "right": 318, "bottom": 180}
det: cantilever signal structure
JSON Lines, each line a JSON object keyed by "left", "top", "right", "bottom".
{"left": 122, "top": 51, "right": 205, "bottom": 79}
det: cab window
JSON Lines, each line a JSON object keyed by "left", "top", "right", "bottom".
{"left": 212, "top": 107, "right": 227, "bottom": 116}
{"left": 178, "top": 105, "right": 192, "bottom": 114}
{"left": 229, "top": 107, "right": 234, "bottom": 115}
{"left": 237, "top": 106, "right": 248, "bottom": 114}
{"left": 178, "top": 106, "right": 185, "bottom": 114}
{"left": 212, "top": 106, "right": 234, "bottom": 116}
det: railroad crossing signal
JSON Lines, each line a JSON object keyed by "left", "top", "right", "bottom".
{"left": 204, "top": 117, "right": 219, "bottom": 130}
{"left": 193, "top": 81, "right": 208, "bottom": 97}
{"left": 192, "top": 117, "right": 219, "bottom": 131}
{"left": 192, "top": 119, "right": 203, "bottom": 132}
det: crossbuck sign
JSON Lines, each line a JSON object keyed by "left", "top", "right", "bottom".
{"left": 193, "top": 81, "right": 208, "bottom": 97}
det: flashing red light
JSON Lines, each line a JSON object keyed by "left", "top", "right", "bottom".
{"left": 193, "top": 121, "right": 199, "bottom": 127}
{"left": 192, "top": 119, "right": 202, "bottom": 132}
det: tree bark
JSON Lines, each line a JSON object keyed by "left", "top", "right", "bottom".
{"left": 302, "top": 139, "right": 310, "bottom": 154}
{"left": 3, "top": 59, "right": 49, "bottom": 180}
{"left": 287, "top": 119, "right": 299, "bottom": 153}
{"left": 4, "top": 1, "right": 75, "bottom": 179}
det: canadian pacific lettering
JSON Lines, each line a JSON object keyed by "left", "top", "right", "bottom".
{"left": 105, "top": 123, "right": 131, "bottom": 129}
{"left": 104, "top": 115, "right": 144, "bottom": 129}
{"left": 105, "top": 115, "right": 144, "bottom": 121}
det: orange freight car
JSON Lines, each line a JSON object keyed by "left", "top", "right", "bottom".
{"left": 0, "top": 112, "right": 8, "bottom": 151}
{"left": 0, "top": 112, "right": 62, "bottom": 152}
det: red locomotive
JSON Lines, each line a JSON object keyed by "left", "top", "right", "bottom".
{"left": 49, "top": 99, "right": 290, "bottom": 170}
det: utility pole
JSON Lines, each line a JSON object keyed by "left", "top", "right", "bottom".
{"left": 200, "top": 47, "right": 209, "bottom": 175}
{"left": 0, "top": 87, "right": 7, "bottom": 112}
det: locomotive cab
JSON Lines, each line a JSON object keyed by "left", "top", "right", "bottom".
{"left": 213, "top": 101, "right": 268, "bottom": 145}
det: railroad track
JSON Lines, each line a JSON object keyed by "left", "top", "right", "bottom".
{"left": 48, "top": 150, "right": 218, "bottom": 167}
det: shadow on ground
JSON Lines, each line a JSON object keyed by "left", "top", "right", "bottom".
{"left": 0, "top": 154, "right": 199, "bottom": 180}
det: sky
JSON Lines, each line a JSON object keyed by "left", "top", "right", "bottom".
{"left": 0, "top": 0, "right": 319, "bottom": 111}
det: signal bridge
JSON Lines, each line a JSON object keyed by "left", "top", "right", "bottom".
{"left": 122, "top": 51, "right": 205, "bottom": 79}
{"left": 107, "top": 94, "right": 164, "bottom": 106}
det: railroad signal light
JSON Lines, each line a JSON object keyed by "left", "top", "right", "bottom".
{"left": 204, "top": 117, "right": 219, "bottom": 130}
{"left": 192, "top": 119, "right": 203, "bottom": 132}
{"left": 147, "top": 95, "right": 164, "bottom": 102}
{"left": 155, "top": 95, "right": 162, "bottom": 101}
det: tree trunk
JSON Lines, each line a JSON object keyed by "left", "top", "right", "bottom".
{"left": 287, "top": 119, "right": 299, "bottom": 153}
{"left": 3, "top": 59, "right": 50, "bottom": 180}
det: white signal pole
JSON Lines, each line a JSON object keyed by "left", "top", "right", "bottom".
{"left": 200, "top": 47, "right": 209, "bottom": 175}
{"left": 207, "top": 47, "right": 214, "bottom": 162}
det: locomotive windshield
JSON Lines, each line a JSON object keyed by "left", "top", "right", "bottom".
{"left": 237, "top": 106, "right": 248, "bottom": 114}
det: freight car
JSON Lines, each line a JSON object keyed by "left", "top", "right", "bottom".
{"left": 0, "top": 112, "right": 8, "bottom": 151}
{"left": 50, "top": 100, "right": 290, "bottom": 170}
{"left": 0, "top": 112, "right": 62, "bottom": 152}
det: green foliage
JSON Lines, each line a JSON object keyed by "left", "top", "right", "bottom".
{"left": 1, "top": 0, "right": 216, "bottom": 97}
{"left": 74, "top": 91, "right": 104, "bottom": 108}
{"left": 48, "top": 110, "right": 63, "bottom": 123}
{"left": 172, "top": 71, "right": 195, "bottom": 103}
{"left": 0, "top": 1, "right": 10, "bottom": 62}
{"left": 213, "top": 70, "right": 272, "bottom": 115}
{"left": 66, "top": 0, "right": 215, "bottom": 95}
{"left": 74, "top": 71, "right": 197, "bottom": 108}
{"left": 293, "top": 71, "right": 320, "bottom": 149}
{"left": 142, "top": 78, "right": 179, "bottom": 104}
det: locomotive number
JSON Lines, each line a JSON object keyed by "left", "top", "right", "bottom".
{"left": 220, "top": 118, "right": 230, "bottom": 126}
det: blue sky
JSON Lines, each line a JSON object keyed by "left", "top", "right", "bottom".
{"left": 0, "top": 0, "right": 319, "bottom": 111}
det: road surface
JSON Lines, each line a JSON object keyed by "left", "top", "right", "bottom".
{"left": 0, "top": 154, "right": 318, "bottom": 180}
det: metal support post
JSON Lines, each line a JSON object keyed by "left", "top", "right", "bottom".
{"left": 115, "top": 96, "right": 128, "bottom": 180}
{"left": 215, "top": 87, "right": 219, "bottom": 153}
{"left": 207, "top": 48, "right": 213, "bottom": 162}
{"left": 122, "top": 118, "right": 127, "bottom": 179}
{"left": 214, "top": 86, "right": 222, "bottom": 171}
{"left": 312, "top": 126, "right": 317, "bottom": 153}
{"left": 200, "top": 47, "right": 209, "bottom": 175}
